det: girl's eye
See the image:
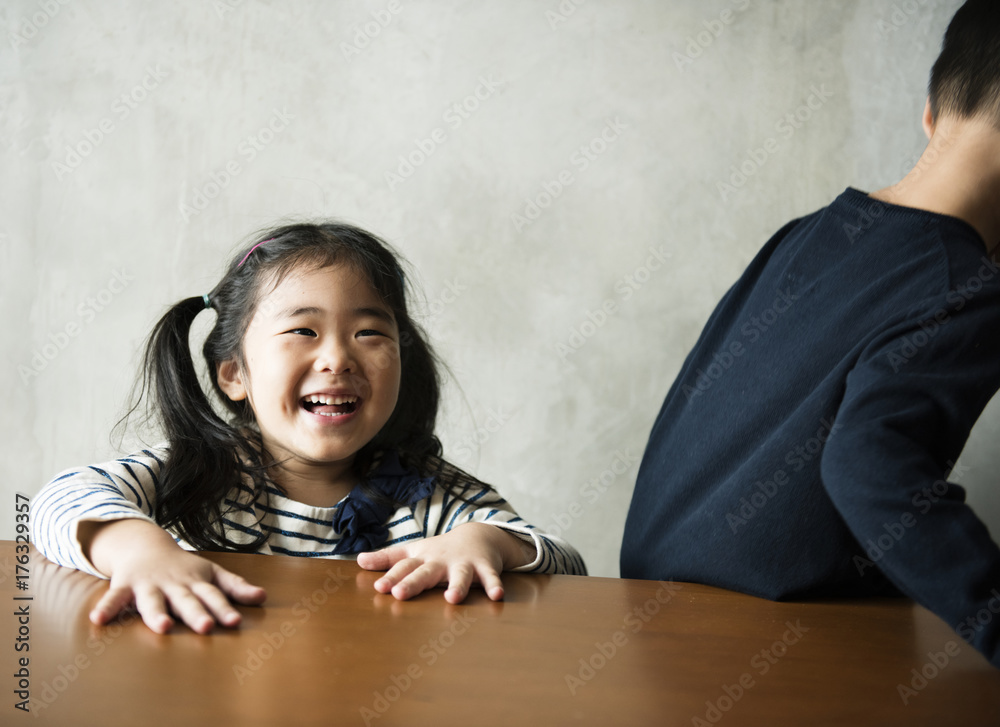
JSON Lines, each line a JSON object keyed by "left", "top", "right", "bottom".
{"left": 288, "top": 328, "right": 317, "bottom": 337}
{"left": 357, "top": 329, "right": 385, "bottom": 338}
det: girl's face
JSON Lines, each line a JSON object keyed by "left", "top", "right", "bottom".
{"left": 217, "top": 263, "right": 401, "bottom": 485}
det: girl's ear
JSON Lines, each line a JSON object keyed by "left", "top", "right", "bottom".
{"left": 217, "top": 359, "right": 248, "bottom": 401}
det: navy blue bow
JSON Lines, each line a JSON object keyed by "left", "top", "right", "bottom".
{"left": 331, "top": 452, "right": 437, "bottom": 555}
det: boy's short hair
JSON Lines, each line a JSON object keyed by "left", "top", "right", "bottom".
{"left": 929, "top": 0, "right": 1000, "bottom": 127}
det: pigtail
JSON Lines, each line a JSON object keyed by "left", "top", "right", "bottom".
{"left": 143, "top": 296, "right": 267, "bottom": 552}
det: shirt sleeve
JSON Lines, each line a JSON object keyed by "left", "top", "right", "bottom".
{"left": 420, "top": 483, "right": 588, "bottom": 576}
{"left": 30, "top": 447, "right": 167, "bottom": 578}
{"left": 820, "top": 283, "right": 1000, "bottom": 667}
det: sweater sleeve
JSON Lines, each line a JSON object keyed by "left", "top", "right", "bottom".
{"left": 421, "top": 484, "right": 588, "bottom": 576}
{"left": 30, "top": 447, "right": 167, "bottom": 578}
{"left": 820, "top": 284, "right": 1000, "bottom": 667}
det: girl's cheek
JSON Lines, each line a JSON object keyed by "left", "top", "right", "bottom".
{"left": 370, "top": 346, "right": 400, "bottom": 374}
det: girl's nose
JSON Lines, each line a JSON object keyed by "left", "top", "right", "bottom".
{"left": 315, "top": 338, "right": 356, "bottom": 374}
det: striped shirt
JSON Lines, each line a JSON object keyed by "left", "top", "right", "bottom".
{"left": 31, "top": 446, "right": 587, "bottom": 578}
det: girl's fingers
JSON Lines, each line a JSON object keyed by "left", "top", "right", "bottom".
{"left": 375, "top": 556, "right": 505, "bottom": 603}
{"left": 212, "top": 565, "right": 267, "bottom": 606}
{"left": 190, "top": 581, "right": 244, "bottom": 628}
{"left": 132, "top": 587, "right": 175, "bottom": 634}
{"left": 357, "top": 547, "right": 401, "bottom": 572}
{"left": 160, "top": 586, "right": 215, "bottom": 634}
{"left": 90, "top": 557, "right": 261, "bottom": 635}
{"left": 475, "top": 566, "right": 505, "bottom": 602}
{"left": 89, "top": 586, "right": 134, "bottom": 625}
{"left": 443, "top": 563, "right": 475, "bottom": 604}
{"left": 389, "top": 562, "right": 446, "bottom": 601}
{"left": 374, "top": 557, "right": 421, "bottom": 594}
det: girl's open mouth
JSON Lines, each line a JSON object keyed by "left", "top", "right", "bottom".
{"left": 301, "top": 394, "right": 360, "bottom": 417}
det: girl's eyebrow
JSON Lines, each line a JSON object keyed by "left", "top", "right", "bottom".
{"left": 354, "top": 306, "right": 397, "bottom": 325}
{"left": 278, "top": 306, "right": 323, "bottom": 318}
{"left": 276, "top": 305, "right": 396, "bottom": 324}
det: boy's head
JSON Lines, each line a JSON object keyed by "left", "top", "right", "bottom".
{"left": 929, "top": 0, "right": 1000, "bottom": 128}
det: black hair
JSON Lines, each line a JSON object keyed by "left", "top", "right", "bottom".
{"left": 929, "top": 0, "right": 1000, "bottom": 127}
{"left": 133, "top": 221, "right": 485, "bottom": 552}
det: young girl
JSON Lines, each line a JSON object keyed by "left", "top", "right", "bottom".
{"left": 31, "top": 222, "right": 586, "bottom": 635}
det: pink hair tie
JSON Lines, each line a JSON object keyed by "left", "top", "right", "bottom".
{"left": 238, "top": 238, "right": 275, "bottom": 267}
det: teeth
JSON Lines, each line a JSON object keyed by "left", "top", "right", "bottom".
{"left": 303, "top": 394, "right": 358, "bottom": 406}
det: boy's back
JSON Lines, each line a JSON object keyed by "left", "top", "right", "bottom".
{"left": 622, "top": 187, "right": 1000, "bottom": 663}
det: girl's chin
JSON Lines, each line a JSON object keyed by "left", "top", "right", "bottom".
{"left": 260, "top": 442, "right": 360, "bottom": 467}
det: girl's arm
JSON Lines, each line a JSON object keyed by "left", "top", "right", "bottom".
{"left": 357, "top": 479, "right": 587, "bottom": 602}
{"left": 427, "top": 481, "right": 588, "bottom": 576}
{"left": 32, "top": 448, "right": 265, "bottom": 633}
{"left": 31, "top": 447, "right": 167, "bottom": 575}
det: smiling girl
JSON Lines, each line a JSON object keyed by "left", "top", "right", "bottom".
{"left": 31, "top": 222, "right": 585, "bottom": 634}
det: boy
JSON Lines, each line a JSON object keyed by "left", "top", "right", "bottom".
{"left": 621, "top": 0, "right": 1000, "bottom": 668}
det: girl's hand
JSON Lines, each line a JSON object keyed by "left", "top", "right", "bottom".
{"left": 80, "top": 519, "right": 266, "bottom": 634}
{"left": 356, "top": 522, "right": 536, "bottom": 603}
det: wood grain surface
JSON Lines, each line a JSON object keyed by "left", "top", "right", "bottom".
{"left": 2, "top": 542, "right": 998, "bottom": 726}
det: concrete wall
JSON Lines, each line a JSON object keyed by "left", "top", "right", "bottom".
{"left": 2, "top": 0, "right": 995, "bottom": 578}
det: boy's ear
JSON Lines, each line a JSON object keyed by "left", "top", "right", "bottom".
{"left": 922, "top": 97, "right": 935, "bottom": 140}
{"left": 217, "top": 359, "right": 248, "bottom": 401}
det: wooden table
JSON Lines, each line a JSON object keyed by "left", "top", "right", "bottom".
{"left": 2, "top": 542, "right": 999, "bottom": 726}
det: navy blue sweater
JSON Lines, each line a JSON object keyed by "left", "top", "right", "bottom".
{"left": 621, "top": 188, "right": 1000, "bottom": 667}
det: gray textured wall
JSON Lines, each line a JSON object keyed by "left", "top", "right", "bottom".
{"left": 2, "top": 0, "right": 996, "bottom": 578}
